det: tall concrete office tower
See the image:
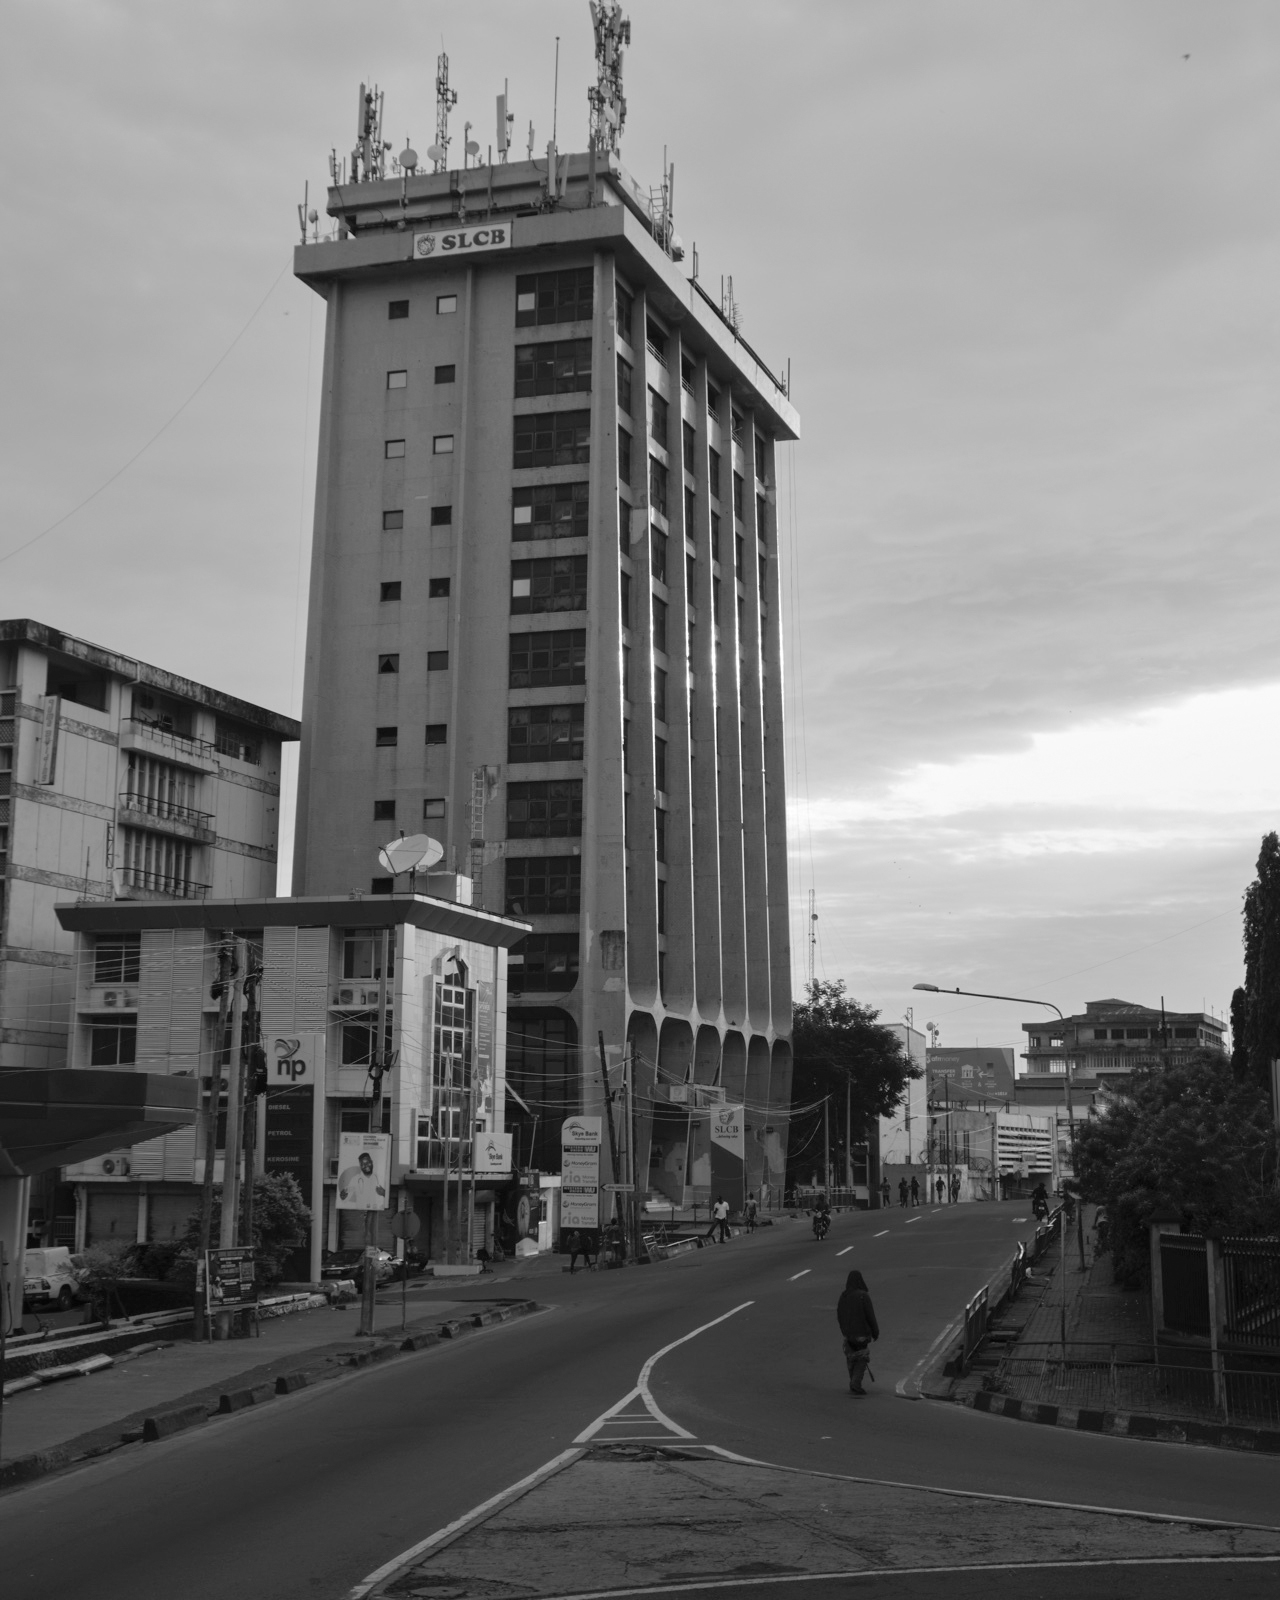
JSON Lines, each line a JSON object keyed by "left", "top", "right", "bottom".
{"left": 293, "top": 74, "right": 799, "bottom": 1204}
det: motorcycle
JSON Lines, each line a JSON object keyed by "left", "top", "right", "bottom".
{"left": 1032, "top": 1195, "right": 1049, "bottom": 1222}
{"left": 812, "top": 1210, "right": 831, "bottom": 1241}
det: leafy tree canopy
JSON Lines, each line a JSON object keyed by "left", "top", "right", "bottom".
{"left": 791, "top": 979, "right": 920, "bottom": 1134}
{"left": 180, "top": 1172, "right": 312, "bottom": 1286}
{"left": 1238, "top": 831, "right": 1280, "bottom": 1090}
{"left": 1074, "top": 1049, "right": 1280, "bottom": 1286}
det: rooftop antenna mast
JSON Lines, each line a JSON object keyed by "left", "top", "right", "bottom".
{"left": 588, "top": 2, "right": 630, "bottom": 156}
{"left": 353, "top": 83, "right": 388, "bottom": 183}
{"left": 431, "top": 52, "right": 458, "bottom": 173}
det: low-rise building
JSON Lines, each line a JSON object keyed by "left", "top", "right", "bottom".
{"left": 1021, "top": 998, "right": 1225, "bottom": 1087}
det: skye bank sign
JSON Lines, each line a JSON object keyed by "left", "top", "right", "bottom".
{"left": 413, "top": 223, "right": 511, "bottom": 260}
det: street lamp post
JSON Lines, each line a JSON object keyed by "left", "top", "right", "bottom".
{"left": 912, "top": 984, "right": 1075, "bottom": 1180}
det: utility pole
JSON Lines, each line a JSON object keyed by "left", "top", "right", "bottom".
{"left": 358, "top": 928, "right": 392, "bottom": 1337}
{"left": 844, "top": 1078, "right": 853, "bottom": 1196}
{"left": 597, "top": 1032, "right": 624, "bottom": 1253}
{"left": 196, "top": 938, "right": 233, "bottom": 1340}
{"left": 216, "top": 937, "right": 248, "bottom": 1339}
{"left": 823, "top": 1096, "right": 830, "bottom": 1198}
{"left": 240, "top": 949, "right": 263, "bottom": 1255}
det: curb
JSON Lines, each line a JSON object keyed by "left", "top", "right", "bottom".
{"left": 960, "top": 1387, "right": 1280, "bottom": 1454}
{"left": 142, "top": 1403, "right": 210, "bottom": 1442}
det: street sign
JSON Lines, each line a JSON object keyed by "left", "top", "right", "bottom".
{"left": 603, "top": 1183, "right": 635, "bottom": 1192}
{"left": 205, "top": 1246, "right": 256, "bottom": 1313}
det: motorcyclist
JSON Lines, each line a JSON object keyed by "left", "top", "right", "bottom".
{"left": 812, "top": 1196, "right": 831, "bottom": 1240}
{"left": 1031, "top": 1181, "right": 1049, "bottom": 1220}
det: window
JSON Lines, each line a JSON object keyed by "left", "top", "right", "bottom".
{"left": 437, "top": 294, "right": 457, "bottom": 314}
{"left": 389, "top": 300, "right": 409, "bottom": 319}
{"left": 380, "top": 581, "right": 401, "bottom": 601}
{"left": 684, "top": 485, "right": 695, "bottom": 535}
{"left": 619, "top": 494, "right": 631, "bottom": 553}
{"left": 1048, "top": 1058, "right": 1067, "bottom": 1074}
{"left": 435, "top": 364, "right": 456, "bottom": 383}
{"left": 652, "top": 595, "right": 668, "bottom": 653}
{"left": 657, "top": 877, "right": 667, "bottom": 933}
{"left": 615, "top": 282, "right": 634, "bottom": 345}
{"left": 514, "top": 338, "right": 592, "bottom": 397}
{"left": 371, "top": 877, "right": 393, "bottom": 895}
{"left": 515, "top": 267, "right": 594, "bottom": 327}
{"left": 376, "top": 727, "right": 398, "bottom": 746}
{"left": 655, "top": 807, "right": 667, "bottom": 862}
{"left": 505, "top": 855, "right": 581, "bottom": 914}
{"left": 508, "top": 704, "right": 585, "bottom": 763}
{"left": 731, "top": 409, "right": 744, "bottom": 444}
{"left": 1125, "top": 1028, "right": 1148, "bottom": 1040}
{"left": 622, "top": 717, "right": 631, "bottom": 773}
{"left": 93, "top": 934, "right": 140, "bottom": 986}
{"left": 649, "top": 458, "right": 669, "bottom": 518}
{"left": 424, "top": 798, "right": 446, "bottom": 820}
{"left": 622, "top": 645, "right": 631, "bottom": 701}
{"left": 427, "top": 651, "right": 449, "bottom": 671}
{"left": 651, "top": 527, "right": 667, "bottom": 583}
{"left": 433, "top": 435, "right": 454, "bottom": 455}
{"left": 654, "top": 667, "right": 667, "bottom": 723}
{"left": 1173, "top": 1027, "right": 1196, "bottom": 1040}
{"left": 620, "top": 571, "right": 632, "bottom": 629}
{"left": 649, "top": 389, "right": 668, "bottom": 449}
{"left": 431, "top": 505, "right": 452, "bottom": 526}
{"left": 712, "top": 579, "right": 722, "bottom": 624}
{"left": 506, "top": 779, "right": 583, "bottom": 838}
{"left": 340, "top": 929, "right": 394, "bottom": 980}
{"left": 733, "top": 472, "right": 744, "bottom": 521}
{"left": 373, "top": 799, "right": 396, "bottom": 820}
{"left": 708, "top": 448, "right": 721, "bottom": 500}
{"left": 681, "top": 356, "right": 695, "bottom": 395}
{"left": 425, "top": 724, "right": 447, "bottom": 745}
{"left": 508, "top": 932, "right": 580, "bottom": 995}
{"left": 513, "top": 410, "right": 590, "bottom": 469}
{"left": 378, "top": 653, "right": 399, "bottom": 674}
{"left": 616, "top": 354, "right": 632, "bottom": 414}
{"left": 618, "top": 428, "right": 632, "bottom": 485}
{"left": 382, "top": 509, "right": 404, "bottom": 531}
{"left": 385, "top": 439, "right": 405, "bottom": 459}
{"left": 90, "top": 1021, "right": 137, "bottom": 1067}
{"left": 758, "top": 553, "right": 767, "bottom": 591}
{"left": 682, "top": 420, "right": 696, "bottom": 470}
{"left": 654, "top": 736, "right": 667, "bottom": 792}
{"left": 510, "top": 555, "right": 588, "bottom": 613}
{"left": 120, "top": 829, "right": 198, "bottom": 898}
{"left": 512, "top": 482, "right": 589, "bottom": 541}
{"left": 711, "top": 512, "right": 721, "bottom": 561}
{"left": 508, "top": 629, "right": 586, "bottom": 688}
{"left": 1051, "top": 1035, "right": 1065, "bottom": 1047}
{"left": 755, "top": 430, "right": 766, "bottom": 468}
{"left": 735, "top": 533, "right": 744, "bottom": 575}
{"left": 707, "top": 382, "right": 721, "bottom": 418}
{"left": 429, "top": 577, "right": 451, "bottom": 598}
{"left": 646, "top": 319, "right": 668, "bottom": 366}
{"left": 686, "top": 553, "right": 696, "bottom": 600}
{"left": 387, "top": 369, "right": 407, "bottom": 390}
{"left": 757, "top": 495, "right": 768, "bottom": 538}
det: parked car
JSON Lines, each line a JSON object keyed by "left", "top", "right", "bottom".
{"left": 23, "top": 1247, "right": 85, "bottom": 1311}
{"left": 320, "top": 1248, "right": 395, "bottom": 1289}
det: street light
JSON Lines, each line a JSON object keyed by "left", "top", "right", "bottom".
{"left": 912, "top": 983, "right": 1075, "bottom": 1178}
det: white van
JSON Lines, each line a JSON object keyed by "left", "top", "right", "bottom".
{"left": 23, "top": 1247, "right": 83, "bottom": 1311}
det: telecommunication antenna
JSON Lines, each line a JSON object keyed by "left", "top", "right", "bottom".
{"left": 352, "top": 83, "right": 388, "bottom": 183}
{"left": 430, "top": 52, "right": 458, "bottom": 172}
{"left": 807, "top": 888, "right": 817, "bottom": 989}
{"left": 378, "top": 832, "right": 444, "bottom": 896}
{"left": 496, "top": 79, "right": 514, "bottom": 162}
{"left": 588, "top": 1, "right": 630, "bottom": 155}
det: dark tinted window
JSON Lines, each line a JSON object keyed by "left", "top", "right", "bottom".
{"left": 514, "top": 339, "right": 592, "bottom": 397}
{"left": 388, "top": 300, "right": 409, "bottom": 319}
{"left": 512, "top": 483, "right": 589, "bottom": 541}
{"left": 506, "top": 779, "right": 584, "bottom": 838}
{"left": 508, "top": 630, "right": 586, "bottom": 688}
{"left": 505, "top": 855, "right": 581, "bottom": 914}
{"left": 514, "top": 268, "right": 594, "bottom": 327}
{"left": 429, "top": 577, "right": 450, "bottom": 598}
{"left": 507, "top": 704, "right": 585, "bottom": 763}
{"left": 510, "top": 556, "right": 588, "bottom": 614}
{"left": 435, "top": 364, "right": 456, "bottom": 383}
{"left": 508, "top": 932, "right": 580, "bottom": 995}
{"left": 513, "top": 411, "right": 591, "bottom": 469}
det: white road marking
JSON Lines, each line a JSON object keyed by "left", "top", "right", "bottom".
{"left": 931, "top": 1207, "right": 942, "bottom": 1213}
{"left": 873, "top": 1229, "right": 889, "bottom": 1238}
{"left": 789, "top": 1269, "right": 811, "bottom": 1281}
{"left": 1013, "top": 1216, "right": 1028, "bottom": 1221}
{"left": 905, "top": 1216, "right": 922, "bottom": 1224}
{"left": 895, "top": 1320, "right": 958, "bottom": 1398}
{"left": 836, "top": 1246, "right": 853, "bottom": 1257}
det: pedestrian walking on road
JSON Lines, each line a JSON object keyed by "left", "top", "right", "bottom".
{"left": 897, "top": 1178, "right": 908, "bottom": 1208}
{"left": 934, "top": 1176, "right": 945, "bottom": 1204}
{"left": 744, "top": 1193, "right": 759, "bottom": 1232}
{"left": 709, "top": 1195, "right": 731, "bottom": 1243}
{"left": 880, "top": 1178, "right": 891, "bottom": 1209}
{"left": 909, "top": 1176, "right": 920, "bottom": 1206}
{"left": 950, "top": 1174, "right": 961, "bottom": 1204}
{"left": 567, "top": 1230, "right": 593, "bottom": 1273}
{"left": 836, "top": 1268, "right": 880, "bottom": 1396}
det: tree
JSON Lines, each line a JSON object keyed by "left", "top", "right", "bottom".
{"left": 787, "top": 980, "right": 920, "bottom": 1190}
{"left": 1074, "top": 1050, "right": 1280, "bottom": 1286}
{"left": 1239, "top": 831, "right": 1280, "bottom": 1090}
{"left": 181, "top": 1172, "right": 311, "bottom": 1286}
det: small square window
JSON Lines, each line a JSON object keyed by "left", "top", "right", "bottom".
{"left": 371, "top": 876, "right": 394, "bottom": 894}
{"left": 378, "top": 654, "right": 399, "bottom": 674}
{"left": 429, "top": 577, "right": 450, "bottom": 598}
{"left": 433, "top": 435, "right": 454, "bottom": 455}
{"left": 387, "top": 370, "right": 408, "bottom": 389}
{"left": 385, "top": 439, "right": 406, "bottom": 459}
{"left": 373, "top": 799, "right": 396, "bottom": 820}
{"left": 427, "top": 651, "right": 449, "bottom": 671}
{"left": 424, "top": 798, "right": 446, "bottom": 819}
{"left": 425, "top": 724, "right": 447, "bottom": 745}
{"left": 513, "top": 504, "right": 533, "bottom": 526}
{"left": 512, "top": 577, "right": 531, "bottom": 598}
{"left": 376, "top": 726, "right": 398, "bottom": 747}
{"left": 382, "top": 510, "right": 404, "bottom": 531}
{"left": 435, "top": 364, "right": 456, "bottom": 384}
{"left": 516, "top": 290, "right": 536, "bottom": 315}
{"left": 380, "top": 582, "right": 402, "bottom": 601}
{"left": 388, "top": 300, "right": 409, "bottom": 320}
{"left": 437, "top": 294, "right": 457, "bottom": 314}
{"left": 430, "top": 505, "right": 452, "bottom": 526}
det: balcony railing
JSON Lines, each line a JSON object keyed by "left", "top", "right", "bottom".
{"left": 119, "top": 791, "right": 215, "bottom": 829}
{"left": 117, "top": 865, "right": 210, "bottom": 900}
{"left": 123, "top": 717, "right": 218, "bottom": 761}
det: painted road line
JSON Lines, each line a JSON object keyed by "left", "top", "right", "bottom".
{"left": 789, "top": 1269, "right": 811, "bottom": 1281}
{"left": 905, "top": 1216, "right": 922, "bottom": 1224}
{"left": 896, "top": 1318, "right": 958, "bottom": 1398}
{"left": 836, "top": 1246, "right": 853, "bottom": 1257}
{"left": 1013, "top": 1216, "right": 1028, "bottom": 1221}
{"left": 874, "top": 1230, "right": 889, "bottom": 1237}
{"left": 931, "top": 1207, "right": 942, "bottom": 1213}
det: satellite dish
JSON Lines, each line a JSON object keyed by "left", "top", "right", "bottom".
{"left": 308, "top": 209, "right": 319, "bottom": 224}
{"left": 465, "top": 139, "right": 480, "bottom": 157}
{"left": 400, "top": 146, "right": 418, "bottom": 172}
{"left": 426, "top": 143, "right": 445, "bottom": 163}
{"left": 378, "top": 834, "right": 444, "bottom": 877}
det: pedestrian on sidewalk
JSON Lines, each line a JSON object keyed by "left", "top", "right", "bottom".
{"left": 744, "top": 1193, "right": 758, "bottom": 1232}
{"left": 567, "top": 1230, "right": 593, "bottom": 1273}
{"left": 909, "top": 1176, "right": 920, "bottom": 1206}
{"left": 709, "top": 1195, "right": 730, "bottom": 1242}
{"left": 879, "top": 1178, "right": 891, "bottom": 1208}
{"left": 934, "top": 1176, "right": 945, "bottom": 1204}
{"left": 836, "top": 1268, "right": 879, "bottom": 1396}
{"left": 950, "top": 1174, "right": 961, "bottom": 1204}
{"left": 898, "top": 1178, "right": 908, "bottom": 1208}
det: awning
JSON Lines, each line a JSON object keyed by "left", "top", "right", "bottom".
{"left": 0, "top": 1069, "right": 199, "bottom": 1178}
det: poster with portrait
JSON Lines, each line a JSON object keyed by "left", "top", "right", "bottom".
{"left": 335, "top": 1132, "right": 391, "bottom": 1211}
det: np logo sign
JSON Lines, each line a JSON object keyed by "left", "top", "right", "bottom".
{"left": 268, "top": 1032, "right": 325, "bottom": 1088}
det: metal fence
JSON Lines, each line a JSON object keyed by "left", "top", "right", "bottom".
{"left": 1222, "top": 1237, "right": 1280, "bottom": 1350}
{"left": 1160, "top": 1234, "right": 1210, "bottom": 1336}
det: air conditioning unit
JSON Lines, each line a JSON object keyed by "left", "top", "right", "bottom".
{"left": 667, "top": 1084, "right": 690, "bottom": 1105}
{"left": 336, "top": 988, "right": 355, "bottom": 1006}
{"left": 101, "top": 1156, "right": 131, "bottom": 1177}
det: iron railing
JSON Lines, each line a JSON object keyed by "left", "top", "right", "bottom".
{"left": 1161, "top": 1234, "right": 1211, "bottom": 1336}
{"left": 1222, "top": 1237, "right": 1280, "bottom": 1350}
{"left": 119, "top": 791, "right": 215, "bottom": 829}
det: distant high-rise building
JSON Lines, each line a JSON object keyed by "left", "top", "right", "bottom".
{"left": 292, "top": 129, "right": 799, "bottom": 1201}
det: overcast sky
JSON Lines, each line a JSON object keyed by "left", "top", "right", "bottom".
{"left": 4, "top": 2, "right": 1277, "bottom": 1065}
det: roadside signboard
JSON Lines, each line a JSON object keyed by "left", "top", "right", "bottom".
{"left": 709, "top": 1103, "right": 746, "bottom": 1211}
{"left": 473, "top": 1130, "right": 513, "bottom": 1175}
{"left": 267, "top": 1032, "right": 324, "bottom": 1088}
{"left": 336, "top": 1132, "right": 391, "bottom": 1211}
{"left": 205, "top": 1246, "right": 256, "bottom": 1313}
{"left": 560, "top": 1115, "right": 602, "bottom": 1230}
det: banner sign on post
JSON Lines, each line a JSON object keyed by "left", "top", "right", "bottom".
{"left": 205, "top": 1246, "right": 256, "bottom": 1313}
{"left": 336, "top": 1132, "right": 391, "bottom": 1211}
{"left": 560, "top": 1115, "right": 602, "bottom": 1231}
{"left": 473, "top": 1130, "right": 513, "bottom": 1175}
{"left": 709, "top": 1103, "right": 746, "bottom": 1212}
{"left": 267, "top": 1033, "right": 324, "bottom": 1088}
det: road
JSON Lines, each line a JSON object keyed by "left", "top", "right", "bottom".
{"left": 3, "top": 1202, "right": 1278, "bottom": 1599}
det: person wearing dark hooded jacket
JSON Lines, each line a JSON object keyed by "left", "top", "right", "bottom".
{"left": 836, "top": 1269, "right": 880, "bottom": 1395}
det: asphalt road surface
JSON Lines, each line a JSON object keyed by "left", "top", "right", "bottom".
{"left": 3, "top": 1203, "right": 1278, "bottom": 1599}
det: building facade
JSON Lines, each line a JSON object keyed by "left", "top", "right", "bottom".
{"left": 56, "top": 895, "right": 527, "bottom": 1267}
{"left": 0, "top": 620, "right": 298, "bottom": 1244}
{"left": 1021, "top": 998, "right": 1225, "bottom": 1086}
{"left": 291, "top": 145, "right": 799, "bottom": 1206}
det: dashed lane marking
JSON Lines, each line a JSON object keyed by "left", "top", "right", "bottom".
{"left": 836, "top": 1246, "right": 853, "bottom": 1257}
{"left": 789, "top": 1269, "right": 811, "bottom": 1281}
{"left": 905, "top": 1216, "right": 922, "bottom": 1224}
{"left": 874, "top": 1230, "right": 889, "bottom": 1238}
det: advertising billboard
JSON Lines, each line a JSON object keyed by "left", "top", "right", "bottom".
{"left": 560, "top": 1115, "right": 602, "bottom": 1231}
{"left": 335, "top": 1132, "right": 391, "bottom": 1211}
{"left": 709, "top": 1103, "right": 746, "bottom": 1210}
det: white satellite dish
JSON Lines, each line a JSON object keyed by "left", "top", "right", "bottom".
{"left": 400, "top": 146, "right": 419, "bottom": 172}
{"left": 378, "top": 833, "right": 444, "bottom": 878}
{"left": 465, "top": 139, "right": 480, "bottom": 157}
{"left": 426, "top": 143, "right": 445, "bottom": 164}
